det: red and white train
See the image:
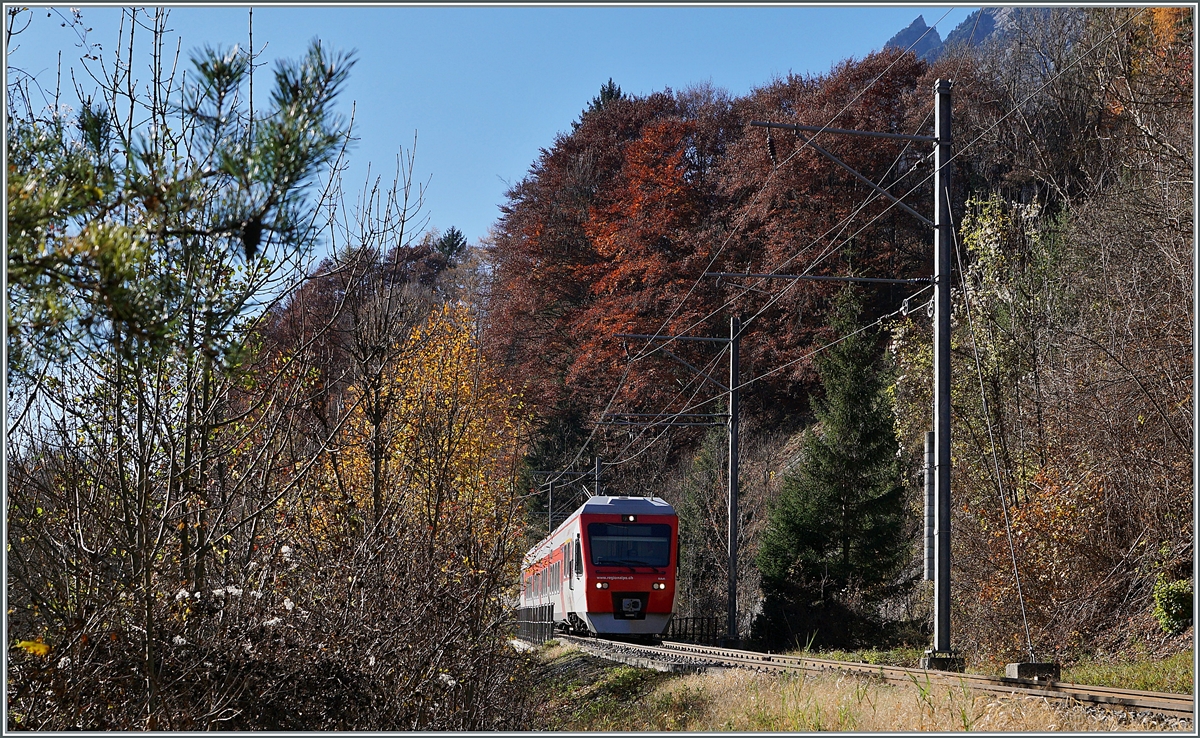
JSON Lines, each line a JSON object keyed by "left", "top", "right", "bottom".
{"left": 519, "top": 496, "right": 678, "bottom": 636}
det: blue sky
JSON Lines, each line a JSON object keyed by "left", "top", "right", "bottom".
{"left": 8, "top": 4, "right": 978, "bottom": 251}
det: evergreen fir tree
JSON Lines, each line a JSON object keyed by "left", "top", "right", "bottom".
{"left": 572, "top": 78, "right": 625, "bottom": 131}
{"left": 755, "top": 287, "right": 909, "bottom": 649}
{"left": 434, "top": 226, "right": 468, "bottom": 262}
{"left": 587, "top": 78, "right": 624, "bottom": 113}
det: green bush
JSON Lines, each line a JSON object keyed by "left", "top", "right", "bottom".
{"left": 1152, "top": 574, "right": 1193, "bottom": 635}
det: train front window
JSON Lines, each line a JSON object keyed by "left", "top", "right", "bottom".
{"left": 587, "top": 523, "right": 671, "bottom": 568}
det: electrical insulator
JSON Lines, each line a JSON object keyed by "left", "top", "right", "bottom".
{"left": 766, "top": 130, "right": 778, "bottom": 169}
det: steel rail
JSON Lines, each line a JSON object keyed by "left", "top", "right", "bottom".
{"left": 651, "top": 640, "right": 1194, "bottom": 718}
{"left": 572, "top": 638, "right": 1192, "bottom": 718}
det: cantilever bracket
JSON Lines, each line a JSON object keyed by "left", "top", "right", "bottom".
{"left": 658, "top": 346, "right": 729, "bottom": 391}
{"left": 748, "top": 120, "right": 936, "bottom": 229}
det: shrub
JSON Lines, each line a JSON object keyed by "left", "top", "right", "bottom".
{"left": 1151, "top": 575, "right": 1193, "bottom": 635}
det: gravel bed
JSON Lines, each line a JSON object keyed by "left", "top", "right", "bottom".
{"left": 1078, "top": 704, "right": 1194, "bottom": 731}
{"left": 559, "top": 635, "right": 726, "bottom": 673}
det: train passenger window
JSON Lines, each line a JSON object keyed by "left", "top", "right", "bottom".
{"left": 587, "top": 523, "right": 671, "bottom": 567}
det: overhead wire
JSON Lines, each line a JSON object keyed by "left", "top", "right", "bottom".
{"left": 550, "top": 9, "right": 956, "bottom": 477}
{"left": 596, "top": 12, "right": 965, "bottom": 470}
{"left": 637, "top": 7, "right": 994, "bottom": 352}
{"left": 721, "top": 5, "right": 1137, "bottom": 336}
{"left": 596, "top": 6, "right": 1122, "bottom": 471}
{"left": 550, "top": 7, "right": 1142, "bottom": 479}
{"left": 653, "top": 101, "right": 942, "bottom": 351}
{"left": 702, "top": 6, "right": 1148, "bottom": 414}
{"left": 602, "top": 88, "right": 950, "bottom": 467}
{"left": 623, "top": 6, "right": 957, "bottom": 365}
{"left": 601, "top": 125, "right": 938, "bottom": 468}
{"left": 734, "top": 130, "right": 931, "bottom": 332}
{"left": 716, "top": 5, "right": 1143, "bottom": 344}
{"left": 600, "top": 314, "right": 739, "bottom": 467}
{"left": 605, "top": 347, "right": 729, "bottom": 466}
{"left": 735, "top": 285, "right": 931, "bottom": 392}
{"left": 732, "top": 3, "right": 984, "bottom": 328}
{"left": 600, "top": 121, "right": 936, "bottom": 468}
{"left": 534, "top": 363, "right": 633, "bottom": 491}
{"left": 633, "top": 289, "right": 932, "bottom": 425}
{"left": 604, "top": 293, "right": 922, "bottom": 469}
{"left": 947, "top": 6, "right": 985, "bottom": 84}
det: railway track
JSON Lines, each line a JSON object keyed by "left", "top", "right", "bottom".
{"left": 565, "top": 636, "right": 1194, "bottom": 720}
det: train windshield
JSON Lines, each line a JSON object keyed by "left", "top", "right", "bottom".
{"left": 587, "top": 523, "right": 671, "bottom": 568}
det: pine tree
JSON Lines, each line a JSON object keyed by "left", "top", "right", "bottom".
{"left": 755, "top": 287, "right": 909, "bottom": 649}
{"left": 434, "top": 225, "right": 468, "bottom": 262}
{"left": 587, "top": 77, "right": 624, "bottom": 113}
{"left": 571, "top": 78, "right": 625, "bottom": 130}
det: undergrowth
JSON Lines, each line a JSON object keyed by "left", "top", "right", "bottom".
{"left": 529, "top": 644, "right": 689, "bottom": 730}
{"left": 795, "top": 646, "right": 927, "bottom": 668}
{"left": 1063, "top": 650, "right": 1193, "bottom": 695}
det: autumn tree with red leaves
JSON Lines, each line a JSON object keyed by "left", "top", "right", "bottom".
{"left": 486, "top": 51, "right": 935, "bottom": 485}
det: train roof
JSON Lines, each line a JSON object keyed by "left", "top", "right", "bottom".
{"left": 576, "top": 495, "right": 676, "bottom": 516}
{"left": 523, "top": 496, "right": 676, "bottom": 565}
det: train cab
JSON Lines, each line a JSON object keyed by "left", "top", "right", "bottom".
{"left": 519, "top": 496, "right": 677, "bottom": 637}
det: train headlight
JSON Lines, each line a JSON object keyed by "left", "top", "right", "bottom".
{"left": 652, "top": 582, "right": 666, "bottom": 590}
{"left": 595, "top": 582, "right": 609, "bottom": 589}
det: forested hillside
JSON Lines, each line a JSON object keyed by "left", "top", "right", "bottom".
{"left": 485, "top": 7, "right": 1193, "bottom": 660}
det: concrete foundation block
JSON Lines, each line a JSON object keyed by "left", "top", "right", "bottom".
{"left": 1006, "top": 662, "right": 1060, "bottom": 681}
{"left": 920, "top": 652, "right": 965, "bottom": 672}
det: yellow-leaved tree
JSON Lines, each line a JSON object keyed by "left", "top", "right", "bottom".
{"left": 310, "top": 304, "right": 526, "bottom": 545}
{"left": 288, "top": 302, "right": 530, "bottom": 729}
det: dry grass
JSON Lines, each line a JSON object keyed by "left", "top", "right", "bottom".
{"left": 526, "top": 642, "right": 1191, "bottom": 731}
{"left": 644, "top": 667, "right": 1187, "bottom": 732}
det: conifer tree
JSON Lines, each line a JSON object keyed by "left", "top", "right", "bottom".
{"left": 571, "top": 77, "right": 624, "bottom": 131}
{"left": 587, "top": 77, "right": 624, "bottom": 113}
{"left": 755, "top": 287, "right": 908, "bottom": 648}
{"left": 434, "top": 225, "right": 468, "bottom": 262}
